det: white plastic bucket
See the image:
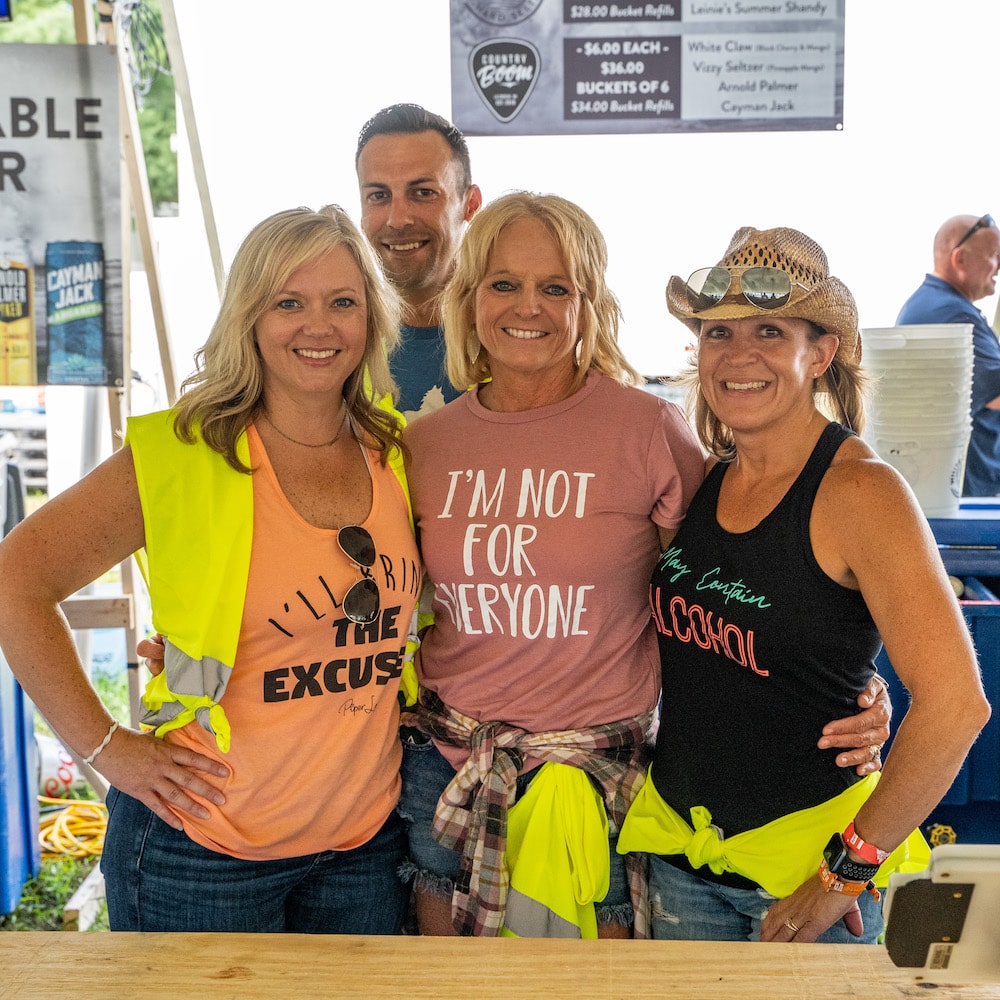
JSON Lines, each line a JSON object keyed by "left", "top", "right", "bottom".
{"left": 868, "top": 385, "right": 972, "bottom": 404}
{"left": 863, "top": 322, "right": 973, "bottom": 435}
{"left": 868, "top": 403, "right": 971, "bottom": 422}
{"left": 863, "top": 327, "right": 973, "bottom": 496}
{"left": 866, "top": 367, "right": 973, "bottom": 377}
{"left": 865, "top": 366, "right": 973, "bottom": 386}
{"left": 868, "top": 399, "right": 972, "bottom": 427}
{"left": 862, "top": 323, "right": 974, "bottom": 351}
{"left": 864, "top": 348, "right": 973, "bottom": 365}
{"left": 869, "top": 407, "right": 972, "bottom": 426}
{"left": 865, "top": 362, "right": 973, "bottom": 381}
{"left": 869, "top": 424, "right": 971, "bottom": 442}
{"left": 867, "top": 429, "right": 970, "bottom": 517}
{"left": 868, "top": 389, "right": 972, "bottom": 408}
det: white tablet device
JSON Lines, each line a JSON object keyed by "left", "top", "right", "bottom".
{"left": 884, "top": 843, "right": 1000, "bottom": 984}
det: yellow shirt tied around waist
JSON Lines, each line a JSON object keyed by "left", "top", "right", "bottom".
{"left": 617, "top": 770, "right": 930, "bottom": 897}
{"left": 502, "top": 762, "right": 610, "bottom": 939}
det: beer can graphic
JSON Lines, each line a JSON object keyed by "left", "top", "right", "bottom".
{"left": 45, "top": 240, "right": 107, "bottom": 385}
{"left": 0, "top": 238, "right": 38, "bottom": 386}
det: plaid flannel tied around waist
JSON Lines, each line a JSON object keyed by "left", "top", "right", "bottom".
{"left": 400, "top": 688, "right": 653, "bottom": 937}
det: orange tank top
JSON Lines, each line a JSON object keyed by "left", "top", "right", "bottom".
{"left": 166, "top": 426, "right": 420, "bottom": 859}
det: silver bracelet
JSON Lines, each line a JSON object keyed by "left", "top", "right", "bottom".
{"left": 82, "top": 720, "right": 119, "bottom": 765}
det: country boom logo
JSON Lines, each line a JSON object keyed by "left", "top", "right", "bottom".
{"left": 469, "top": 38, "right": 540, "bottom": 122}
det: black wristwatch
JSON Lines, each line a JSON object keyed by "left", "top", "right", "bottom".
{"left": 823, "top": 832, "right": 881, "bottom": 882}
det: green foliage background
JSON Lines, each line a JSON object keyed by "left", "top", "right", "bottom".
{"left": 0, "top": 0, "right": 73, "bottom": 43}
{"left": 0, "top": 0, "right": 179, "bottom": 212}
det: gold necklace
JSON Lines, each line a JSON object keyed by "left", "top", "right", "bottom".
{"left": 261, "top": 406, "right": 348, "bottom": 448}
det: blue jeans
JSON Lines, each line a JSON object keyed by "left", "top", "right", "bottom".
{"left": 102, "top": 786, "right": 407, "bottom": 933}
{"left": 647, "top": 854, "right": 885, "bottom": 942}
{"left": 397, "top": 736, "right": 633, "bottom": 926}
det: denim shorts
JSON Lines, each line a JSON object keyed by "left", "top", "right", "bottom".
{"left": 397, "top": 735, "right": 633, "bottom": 926}
{"left": 647, "top": 854, "right": 885, "bottom": 942}
{"left": 102, "top": 786, "right": 407, "bottom": 933}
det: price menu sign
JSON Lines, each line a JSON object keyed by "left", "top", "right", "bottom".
{"left": 451, "top": 0, "right": 844, "bottom": 136}
{"left": 564, "top": 34, "right": 680, "bottom": 120}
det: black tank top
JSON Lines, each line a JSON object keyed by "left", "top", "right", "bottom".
{"left": 649, "top": 422, "right": 881, "bottom": 838}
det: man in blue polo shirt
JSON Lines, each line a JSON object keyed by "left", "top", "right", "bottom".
{"left": 897, "top": 214, "right": 1000, "bottom": 495}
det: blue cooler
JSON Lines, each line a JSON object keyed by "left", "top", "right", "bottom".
{"left": 877, "top": 500, "right": 1000, "bottom": 846}
{"left": 0, "top": 462, "right": 40, "bottom": 914}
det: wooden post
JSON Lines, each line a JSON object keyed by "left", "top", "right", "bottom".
{"left": 98, "top": 0, "right": 179, "bottom": 403}
{"left": 69, "top": 0, "right": 175, "bottom": 732}
{"left": 62, "top": 866, "right": 106, "bottom": 932}
{"left": 72, "top": 0, "right": 95, "bottom": 43}
{"left": 160, "top": 0, "right": 225, "bottom": 299}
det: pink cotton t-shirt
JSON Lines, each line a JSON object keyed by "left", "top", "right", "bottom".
{"left": 405, "top": 373, "right": 704, "bottom": 764}
{"left": 165, "top": 426, "right": 420, "bottom": 859}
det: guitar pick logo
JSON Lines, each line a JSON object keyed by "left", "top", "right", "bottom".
{"left": 469, "top": 39, "right": 540, "bottom": 123}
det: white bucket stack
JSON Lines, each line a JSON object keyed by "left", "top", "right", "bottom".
{"left": 861, "top": 324, "right": 973, "bottom": 518}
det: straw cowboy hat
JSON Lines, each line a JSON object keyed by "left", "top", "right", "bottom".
{"left": 665, "top": 226, "right": 862, "bottom": 362}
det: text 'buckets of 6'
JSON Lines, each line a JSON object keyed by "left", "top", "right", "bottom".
{"left": 862, "top": 324, "right": 974, "bottom": 518}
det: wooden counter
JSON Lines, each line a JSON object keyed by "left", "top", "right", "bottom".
{"left": 1, "top": 934, "right": 997, "bottom": 1000}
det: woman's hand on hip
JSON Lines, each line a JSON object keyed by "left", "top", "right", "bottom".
{"left": 817, "top": 673, "right": 891, "bottom": 776}
{"left": 760, "top": 876, "right": 865, "bottom": 943}
{"left": 95, "top": 726, "right": 228, "bottom": 830}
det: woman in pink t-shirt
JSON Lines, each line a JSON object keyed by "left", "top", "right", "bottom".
{"left": 399, "top": 192, "right": 892, "bottom": 938}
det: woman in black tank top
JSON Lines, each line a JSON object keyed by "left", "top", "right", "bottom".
{"left": 619, "top": 226, "right": 990, "bottom": 944}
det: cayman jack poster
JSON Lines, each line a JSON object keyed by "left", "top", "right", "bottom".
{"left": 0, "top": 44, "right": 123, "bottom": 387}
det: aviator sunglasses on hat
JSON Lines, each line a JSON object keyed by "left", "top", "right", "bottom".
{"left": 683, "top": 265, "right": 808, "bottom": 313}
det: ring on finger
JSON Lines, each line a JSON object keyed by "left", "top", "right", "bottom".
{"left": 784, "top": 917, "right": 800, "bottom": 934}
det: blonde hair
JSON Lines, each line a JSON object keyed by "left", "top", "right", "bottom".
{"left": 442, "top": 191, "right": 639, "bottom": 391}
{"left": 173, "top": 205, "right": 403, "bottom": 472}
{"left": 682, "top": 321, "right": 868, "bottom": 461}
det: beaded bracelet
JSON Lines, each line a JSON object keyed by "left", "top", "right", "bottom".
{"left": 82, "top": 720, "right": 119, "bottom": 765}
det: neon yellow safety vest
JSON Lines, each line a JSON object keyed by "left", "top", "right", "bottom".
{"left": 126, "top": 402, "right": 417, "bottom": 753}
